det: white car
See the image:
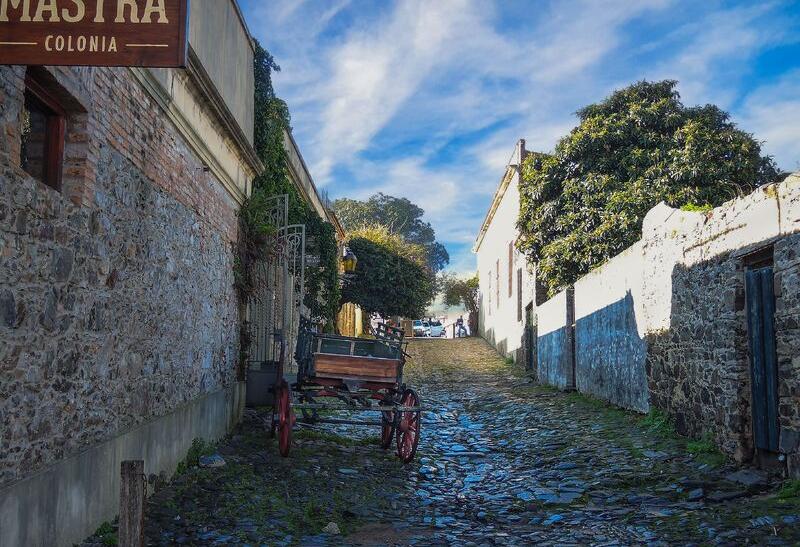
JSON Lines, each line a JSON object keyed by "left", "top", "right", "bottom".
{"left": 428, "top": 320, "right": 445, "bottom": 337}
{"left": 412, "top": 319, "right": 426, "bottom": 337}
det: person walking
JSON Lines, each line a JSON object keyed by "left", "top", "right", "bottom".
{"left": 456, "top": 316, "right": 467, "bottom": 338}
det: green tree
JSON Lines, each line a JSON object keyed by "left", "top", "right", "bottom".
{"left": 517, "top": 80, "right": 781, "bottom": 295}
{"left": 340, "top": 225, "right": 433, "bottom": 318}
{"left": 333, "top": 193, "right": 449, "bottom": 272}
{"left": 439, "top": 273, "right": 479, "bottom": 313}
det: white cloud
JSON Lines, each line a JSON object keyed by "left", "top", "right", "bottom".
{"left": 242, "top": 0, "right": 800, "bottom": 275}
{"left": 644, "top": 3, "right": 791, "bottom": 107}
{"left": 738, "top": 69, "right": 800, "bottom": 172}
{"left": 312, "top": 0, "right": 504, "bottom": 181}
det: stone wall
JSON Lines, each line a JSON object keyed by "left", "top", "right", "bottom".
{"left": 535, "top": 174, "right": 800, "bottom": 474}
{"left": 0, "top": 64, "right": 241, "bottom": 488}
{"left": 646, "top": 254, "right": 753, "bottom": 460}
{"left": 774, "top": 232, "right": 800, "bottom": 475}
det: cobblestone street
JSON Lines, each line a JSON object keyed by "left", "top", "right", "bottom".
{"left": 98, "top": 338, "right": 800, "bottom": 546}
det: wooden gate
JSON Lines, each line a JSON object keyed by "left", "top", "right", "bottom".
{"left": 745, "top": 265, "right": 780, "bottom": 452}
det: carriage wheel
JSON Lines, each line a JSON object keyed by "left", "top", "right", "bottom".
{"left": 277, "top": 380, "right": 293, "bottom": 457}
{"left": 380, "top": 402, "right": 395, "bottom": 449}
{"left": 395, "top": 389, "right": 421, "bottom": 463}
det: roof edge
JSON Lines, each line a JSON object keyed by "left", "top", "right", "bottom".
{"left": 473, "top": 139, "right": 528, "bottom": 253}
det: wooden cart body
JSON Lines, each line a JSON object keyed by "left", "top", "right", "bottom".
{"left": 273, "top": 322, "right": 421, "bottom": 462}
{"left": 305, "top": 334, "right": 404, "bottom": 387}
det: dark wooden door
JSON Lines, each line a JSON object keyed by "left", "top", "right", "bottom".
{"left": 745, "top": 266, "right": 780, "bottom": 452}
{"left": 525, "top": 303, "right": 535, "bottom": 372}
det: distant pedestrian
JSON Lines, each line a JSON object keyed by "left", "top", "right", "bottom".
{"left": 456, "top": 316, "right": 466, "bottom": 337}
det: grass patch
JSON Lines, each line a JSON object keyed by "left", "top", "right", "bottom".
{"left": 680, "top": 203, "right": 713, "bottom": 212}
{"left": 294, "top": 428, "right": 378, "bottom": 447}
{"left": 175, "top": 437, "right": 216, "bottom": 475}
{"left": 778, "top": 480, "right": 800, "bottom": 500}
{"left": 564, "top": 391, "right": 630, "bottom": 423}
{"left": 93, "top": 521, "right": 117, "bottom": 546}
{"left": 686, "top": 435, "right": 727, "bottom": 467}
{"left": 641, "top": 409, "right": 674, "bottom": 437}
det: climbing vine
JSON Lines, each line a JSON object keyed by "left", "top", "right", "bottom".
{"left": 235, "top": 41, "right": 340, "bottom": 332}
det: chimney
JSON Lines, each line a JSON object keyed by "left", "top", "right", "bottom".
{"left": 512, "top": 139, "right": 526, "bottom": 167}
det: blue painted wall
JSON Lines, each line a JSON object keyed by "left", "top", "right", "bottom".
{"left": 574, "top": 292, "right": 649, "bottom": 412}
{"left": 537, "top": 326, "right": 573, "bottom": 389}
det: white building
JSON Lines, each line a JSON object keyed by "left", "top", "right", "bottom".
{"left": 473, "top": 139, "right": 541, "bottom": 365}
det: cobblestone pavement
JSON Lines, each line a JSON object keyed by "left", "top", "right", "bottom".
{"left": 85, "top": 338, "right": 800, "bottom": 546}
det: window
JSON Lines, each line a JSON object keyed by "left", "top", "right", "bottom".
{"left": 487, "top": 271, "right": 492, "bottom": 315}
{"left": 517, "top": 268, "right": 523, "bottom": 322}
{"left": 495, "top": 259, "right": 500, "bottom": 309}
{"left": 508, "top": 242, "right": 513, "bottom": 297}
{"left": 20, "top": 73, "right": 65, "bottom": 191}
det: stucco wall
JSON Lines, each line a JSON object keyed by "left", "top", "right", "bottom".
{"left": 188, "top": 0, "right": 255, "bottom": 146}
{"left": 535, "top": 174, "right": 800, "bottom": 472}
{"left": 574, "top": 243, "right": 649, "bottom": 412}
{"left": 0, "top": 383, "right": 245, "bottom": 547}
{"left": 476, "top": 141, "right": 535, "bottom": 362}
{"left": 536, "top": 289, "right": 573, "bottom": 389}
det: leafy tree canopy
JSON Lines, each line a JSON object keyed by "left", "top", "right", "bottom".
{"left": 439, "top": 273, "right": 479, "bottom": 313}
{"left": 517, "top": 80, "right": 780, "bottom": 296}
{"left": 333, "top": 193, "right": 449, "bottom": 272}
{"left": 340, "top": 225, "right": 434, "bottom": 318}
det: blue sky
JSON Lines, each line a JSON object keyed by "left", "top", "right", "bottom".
{"left": 240, "top": 0, "right": 800, "bottom": 275}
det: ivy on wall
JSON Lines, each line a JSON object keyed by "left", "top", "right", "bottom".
{"left": 236, "top": 41, "right": 340, "bottom": 329}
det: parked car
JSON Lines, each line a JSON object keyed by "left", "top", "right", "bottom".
{"left": 422, "top": 321, "right": 431, "bottom": 337}
{"left": 412, "top": 319, "right": 426, "bottom": 337}
{"left": 429, "top": 320, "right": 445, "bottom": 337}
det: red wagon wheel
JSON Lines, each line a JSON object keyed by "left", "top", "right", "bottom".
{"left": 380, "top": 402, "right": 395, "bottom": 449}
{"left": 277, "top": 380, "right": 294, "bottom": 457}
{"left": 395, "top": 389, "right": 421, "bottom": 463}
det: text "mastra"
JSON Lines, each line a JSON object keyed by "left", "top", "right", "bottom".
{"left": 0, "top": 0, "right": 170, "bottom": 24}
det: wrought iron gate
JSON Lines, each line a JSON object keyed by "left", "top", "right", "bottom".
{"left": 245, "top": 194, "right": 308, "bottom": 371}
{"left": 281, "top": 223, "right": 306, "bottom": 375}
{"left": 246, "top": 194, "right": 288, "bottom": 368}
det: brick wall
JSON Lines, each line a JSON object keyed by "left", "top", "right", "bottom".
{"left": 0, "top": 64, "right": 241, "bottom": 487}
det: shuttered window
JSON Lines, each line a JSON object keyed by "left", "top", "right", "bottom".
{"left": 508, "top": 242, "right": 513, "bottom": 297}
{"left": 495, "top": 260, "right": 500, "bottom": 309}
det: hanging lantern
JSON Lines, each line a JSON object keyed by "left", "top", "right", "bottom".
{"left": 342, "top": 246, "right": 358, "bottom": 273}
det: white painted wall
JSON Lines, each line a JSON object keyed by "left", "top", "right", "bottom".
{"left": 475, "top": 140, "right": 535, "bottom": 360}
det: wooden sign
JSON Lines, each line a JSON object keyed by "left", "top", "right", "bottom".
{"left": 0, "top": 0, "right": 189, "bottom": 67}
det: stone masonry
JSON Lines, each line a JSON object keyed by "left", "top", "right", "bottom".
{"left": 0, "top": 64, "right": 240, "bottom": 487}
{"left": 537, "top": 174, "right": 800, "bottom": 476}
{"left": 645, "top": 180, "right": 800, "bottom": 474}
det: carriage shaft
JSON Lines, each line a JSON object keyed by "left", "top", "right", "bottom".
{"left": 304, "top": 418, "right": 383, "bottom": 426}
{"left": 293, "top": 403, "right": 425, "bottom": 412}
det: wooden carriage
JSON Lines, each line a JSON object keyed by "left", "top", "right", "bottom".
{"left": 272, "top": 322, "right": 422, "bottom": 463}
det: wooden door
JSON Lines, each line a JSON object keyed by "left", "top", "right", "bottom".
{"left": 745, "top": 266, "right": 780, "bottom": 452}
